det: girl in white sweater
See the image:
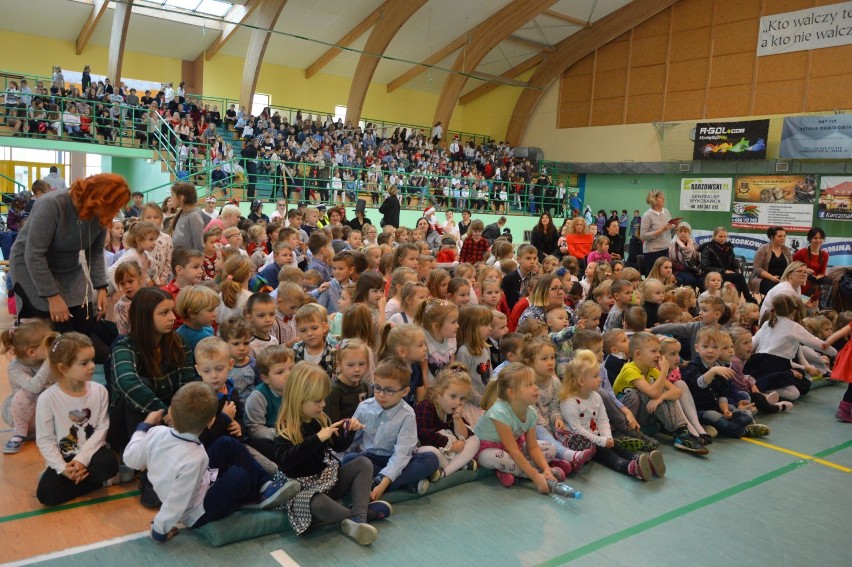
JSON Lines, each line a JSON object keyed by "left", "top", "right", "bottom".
{"left": 745, "top": 295, "right": 836, "bottom": 401}
{"left": 36, "top": 333, "right": 132, "bottom": 506}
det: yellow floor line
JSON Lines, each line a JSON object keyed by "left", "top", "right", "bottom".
{"left": 740, "top": 438, "right": 852, "bottom": 473}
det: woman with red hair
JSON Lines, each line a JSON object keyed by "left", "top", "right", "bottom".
{"left": 9, "top": 173, "right": 129, "bottom": 362}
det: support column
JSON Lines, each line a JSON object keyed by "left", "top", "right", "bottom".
{"left": 240, "top": 0, "right": 289, "bottom": 112}
{"left": 107, "top": 0, "right": 133, "bottom": 83}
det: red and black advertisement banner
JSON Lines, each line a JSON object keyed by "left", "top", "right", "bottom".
{"left": 693, "top": 120, "right": 770, "bottom": 160}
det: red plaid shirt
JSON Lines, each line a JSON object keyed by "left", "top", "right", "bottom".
{"left": 459, "top": 236, "right": 489, "bottom": 264}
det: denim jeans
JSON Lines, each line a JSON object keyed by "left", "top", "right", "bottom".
{"left": 698, "top": 409, "right": 753, "bottom": 438}
{"left": 342, "top": 451, "right": 438, "bottom": 491}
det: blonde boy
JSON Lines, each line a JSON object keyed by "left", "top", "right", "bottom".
{"left": 274, "top": 282, "right": 305, "bottom": 347}
{"left": 246, "top": 293, "right": 279, "bottom": 356}
{"left": 175, "top": 285, "right": 220, "bottom": 355}
{"left": 292, "top": 303, "right": 338, "bottom": 375}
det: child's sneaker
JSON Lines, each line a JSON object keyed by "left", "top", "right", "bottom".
{"left": 415, "top": 478, "right": 430, "bottom": 495}
{"left": 495, "top": 470, "right": 515, "bottom": 487}
{"left": 259, "top": 477, "right": 302, "bottom": 509}
{"left": 765, "top": 391, "right": 780, "bottom": 405}
{"left": 674, "top": 431, "right": 709, "bottom": 455}
{"left": 744, "top": 423, "right": 770, "bottom": 437}
{"left": 429, "top": 468, "right": 445, "bottom": 482}
{"left": 638, "top": 431, "right": 659, "bottom": 451}
{"left": 571, "top": 447, "right": 596, "bottom": 470}
{"left": 104, "top": 465, "right": 138, "bottom": 487}
{"left": 776, "top": 401, "right": 793, "bottom": 412}
{"left": 3, "top": 436, "right": 24, "bottom": 454}
{"left": 699, "top": 433, "right": 713, "bottom": 445}
{"left": 549, "top": 459, "right": 574, "bottom": 478}
{"left": 704, "top": 425, "right": 718, "bottom": 438}
{"left": 628, "top": 454, "right": 652, "bottom": 481}
{"left": 341, "top": 518, "right": 378, "bottom": 545}
{"left": 463, "top": 459, "right": 478, "bottom": 472}
{"left": 648, "top": 450, "right": 666, "bottom": 478}
{"left": 614, "top": 435, "right": 644, "bottom": 452}
{"left": 367, "top": 500, "right": 393, "bottom": 521}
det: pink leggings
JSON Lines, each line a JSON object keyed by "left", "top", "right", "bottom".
{"left": 477, "top": 437, "right": 557, "bottom": 478}
{"left": 9, "top": 389, "right": 38, "bottom": 438}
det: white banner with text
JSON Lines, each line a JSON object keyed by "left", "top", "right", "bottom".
{"left": 757, "top": 1, "right": 852, "bottom": 56}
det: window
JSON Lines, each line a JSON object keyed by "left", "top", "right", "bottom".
{"left": 86, "top": 154, "right": 103, "bottom": 178}
{"left": 251, "top": 93, "right": 270, "bottom": 118}
{"left": 334, "top": 105, "right": 347, "bottom": 124}
{"left": 161, "top": 0, "right": 233, "bottom": 17}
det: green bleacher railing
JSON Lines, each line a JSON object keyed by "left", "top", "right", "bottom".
{"left": 0, "top": 69, "right": 492, "bottom": 148}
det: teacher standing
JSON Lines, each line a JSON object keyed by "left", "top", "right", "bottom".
{"left": 639, "top": 190, "right": 677, "bottom": 275}
{"left": 9, "top": 173, "right": 128, "bottom": 362}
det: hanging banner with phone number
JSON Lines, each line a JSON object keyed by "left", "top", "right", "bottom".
{"left": 731, "top": 175, "right": 816, "bottom": 232}
{"left": 679, "top": 178, "right": 732, "bottom": 211}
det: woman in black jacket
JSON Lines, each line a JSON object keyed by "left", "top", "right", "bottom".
{"left": 699, "top": 227, "right": 757, "bottom": 304}
{"left": 378, "top": 184, "right": 401, "bottom": 229}
{"left": 603, "top": 217, "right": 625, "bottom": 260}
{"left": 530, "top": 212, "right": 559, "bottom": 260}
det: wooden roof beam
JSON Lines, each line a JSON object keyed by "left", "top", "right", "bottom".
{"left": 76, "top": 0, "right": 110, "bottom": 55}
{"left": 542, "top": 9, "right": 591, "bottom": 28}
{"left": 240, "top": 0, "right": 289, "bottom": 110}
{"left": 506, "top": 0, "right": 679, "bottom": 146}
{"left": 304, "top": 1, "right": 389, "bottom": 79}
{"left": 205, "top": 0, "right": 262, "bottom": 61}
{"left": 345, "top": 0, "right": 428, "bottom": 123}
{"left": 459, "top": 52, "right": 544, "bottom": 105}
{"left": 107, "top": 0, "right": 132, "bottom": 83}
{"left": 432, "top": 0, "right": 559, "bottom": 133}
{"left": 505, "top": 35, "right": 554, "bottom": 52}
{"left": 386, "top": 34, "right": 467, "bottom": 93}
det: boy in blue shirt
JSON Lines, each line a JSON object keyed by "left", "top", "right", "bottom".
{"left": 344, "top": 357, "right": 439, "bottom": 500}
{"left": 318, "top": 251, "right": 354, "bottom": 315}
{"left": 175, "top": 285, "right": 219, "bottom": 357}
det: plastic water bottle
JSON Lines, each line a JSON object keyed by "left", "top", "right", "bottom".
{"left": 547, "top": 479, "right": 582, "bottom": 499}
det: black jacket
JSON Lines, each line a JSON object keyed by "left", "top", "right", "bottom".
{"left": 273, "top": 419, "right": 355, "bottom": 478}
{"left": 699, "top": 240, "right": 739, "bottom": 275}
{"left": 378, "top": 195, "right": 400, "bottom": 228}
{"left": 502, "top": 269, "right": 525, "bottom": 311}
{"left": 530, "top": 228, "right": 558, "bottom": 258}
{"left": 482, "top": 222, "right": 502, "bottom": 242}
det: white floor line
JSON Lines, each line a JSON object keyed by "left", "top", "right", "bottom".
{"left": 4, "top": 531, "right": 149, "bottom": 566}
{"left": 270, "top": 549, "right": 301, "bottom": 567}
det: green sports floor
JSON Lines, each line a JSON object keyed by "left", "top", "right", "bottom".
{"left": 5, "top": 383, "right": 850, "bottom": 567}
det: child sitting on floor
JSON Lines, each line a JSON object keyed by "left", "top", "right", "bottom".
{"left": 124, "top": 382, "right": 299, "bottom": 542}
{"left": 273, "top": 362, "right": 390, "bottom": 546}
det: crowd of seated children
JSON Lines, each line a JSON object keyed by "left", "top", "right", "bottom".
{"left": 6, "top": 186, "right": 850, "bottom": 550}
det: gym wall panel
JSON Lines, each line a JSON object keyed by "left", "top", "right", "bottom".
{"left": 554, "top": 0, "right": 852, "bottom": 131}
{"left": 591, "top": 98, "right": 626, "bottom": 127}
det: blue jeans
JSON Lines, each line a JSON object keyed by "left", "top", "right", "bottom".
{"left": 698, "top": 409, "right": 753, "bottom": 438}
{"left": 193, "top": 437, "right": 271, "bottom": 527}
{"left": 342, "top": 451, "right": 438, "bottom": 491}
{"left": 536, "top": 425, "right": 570, "bottom": 460}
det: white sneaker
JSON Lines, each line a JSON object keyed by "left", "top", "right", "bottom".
{"left": 341, "top": 519, "right": 378, "bottom": 545}
{"left": 765, "top": 391, "right": 780, "bottom": 405}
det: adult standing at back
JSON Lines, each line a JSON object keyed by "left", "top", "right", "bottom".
{"left": 9, "top": 173, "right": 127, "bottom": 362}
{"left": 639, "top": 190, "right": 677, "bottom": 275}
{"left": 41, "top": 166, "right": 66, "bottom": 191}
{"left": 530, "top": 212, "right": 558, "bottom": 261}
{"left": 378, "top": 184, "right": 400, "bottom": 229}
{"left": 750, "top": 226, "right": 792, "bottom": 297}
{"left": 169, "top": 183, "right": 204, "bottom": 252}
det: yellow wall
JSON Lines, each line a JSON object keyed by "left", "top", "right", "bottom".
{"left": 3, "top": 30, "right": 181, "bottom": 83}
{"left": 3, "top": 29, "right": 507, "bottom": 140}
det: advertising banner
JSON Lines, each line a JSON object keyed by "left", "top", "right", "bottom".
{"left": 693, "top": 230, "right": 852, "bottom": 266}
{"left": 679, "top": 178, "right": 732, "bottom": 211}
{"left": 693, "top": 120, "right": 769, "bottom": 160}
{"left": 818, "top": 176, "right": 852, "bottom": 221}
{"left": 779, "top": 115, "right": 852, "bottom": 159}
{"left": 731, "top": 175, "right": 816, "bottom": 232}
{"left": 757, "top": 1, "right": 852, "bottom": 56}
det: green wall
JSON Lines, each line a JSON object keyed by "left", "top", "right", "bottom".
{"left": 110, "top": 157, "right": 172, "bottom": 203}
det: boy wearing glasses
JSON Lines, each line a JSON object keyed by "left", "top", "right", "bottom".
{"left": 344, "top": 357, "right": 440, "bottom": 500}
